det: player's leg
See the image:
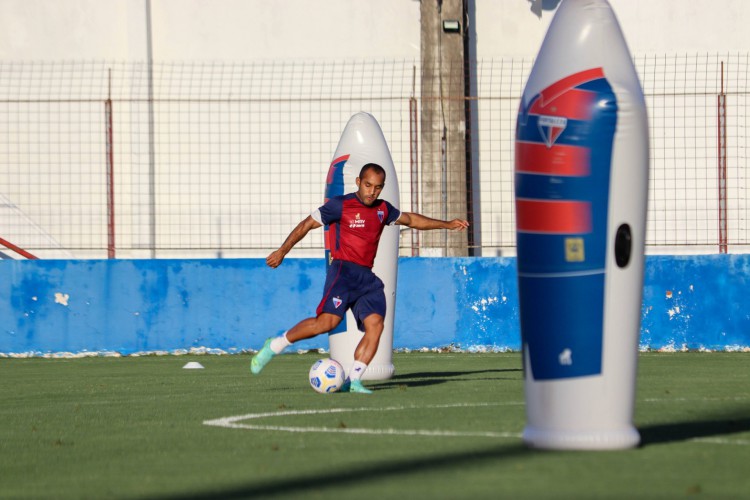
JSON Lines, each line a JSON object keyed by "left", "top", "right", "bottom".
{"left": 251, "top": 313, "right": 341, "bottom": 375}
{"left": 340, "top": 313, "right": 383, "bottom": 393}
{"left": 353, "top": 313, "right": 385, "bottom": 365}
{"left": 341, "top": 272, "right": 386, "bottom": 393}
{"left": 252, "top": 261, "right": 347, "bottom": 375}
{"left": 286, "top": 313, "right": 342, "bottom": 342}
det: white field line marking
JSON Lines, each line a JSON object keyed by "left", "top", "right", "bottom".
{"left": 203, "top": 402, "right": 523, "bottom": 439}
{"left": 203, "top": 399, "right": 750, "bottom": 445}
{"left": 691, "top": 437, "right": 750, "bottom": 446}
{"left": 642, "top": 395, "right": 750, "bottom": 403}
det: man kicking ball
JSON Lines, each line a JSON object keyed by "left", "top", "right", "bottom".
{"left": 251, "top": 163, "right": 469, "bottom": 393}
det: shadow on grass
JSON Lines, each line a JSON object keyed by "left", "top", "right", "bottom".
{"left": 157, "top": 442, "right": 528, "bottom": 500}
{"left": 391, "top": 369, "right": 523, "bottom": 380}
{"left": 639, "top": 414, "right": 750, "bottom": 446}
{"left": 371, "top": 368, "right": 523, "bottom": 389}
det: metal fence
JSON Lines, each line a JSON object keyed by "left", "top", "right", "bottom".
{"left": 0, "top": 53, "right": 747, "bottom": 258}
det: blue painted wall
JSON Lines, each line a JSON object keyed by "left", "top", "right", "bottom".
{"left": 1, "top": 255, "right": 748, "bottom": 355}
{"left": 641, "top": 255, "right": 750, "bottom": 350}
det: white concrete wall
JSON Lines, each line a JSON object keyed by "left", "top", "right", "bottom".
{"left": 0, "top": 0, "right": 149, "bottom": 60}
{"left": 474, "top": 0, "right": 750, "bottom": 57}
{"left": 0, "top": 0, "right": 420, "bottom": 61}
{"left": 2, "top": 1, "right": 748, "bottom": 61}
{"left": 149, "top": 0, "right": 420, "bottom": 60}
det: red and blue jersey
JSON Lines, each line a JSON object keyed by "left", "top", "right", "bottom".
{"left": 312, "top": 193, "right": 400, "bottom": 268}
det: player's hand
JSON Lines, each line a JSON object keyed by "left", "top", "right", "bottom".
{"left": 266, "top": 250, "right": 285, "bottom": 268}
{"left": 447, "top": 219, "right": 470, "bottom": 231}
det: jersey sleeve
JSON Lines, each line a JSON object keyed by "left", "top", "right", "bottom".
{"left": 383, "top": 200, "right": 402, "bottom": 226}
{"left": 315, "top": 196, "right": 344, "bottom": 225}
{"left": 310, "top": 209, "right": 324, "bottom": 225}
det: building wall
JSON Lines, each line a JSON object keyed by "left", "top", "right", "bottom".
{"left": 2, "top": 1, "right": 749, "bottom": 61}
{"left": 475, "top": 0, "right": 750, "bottom": 57}
{"left": 0, "top": 0, "right": 420, "bottom": 61}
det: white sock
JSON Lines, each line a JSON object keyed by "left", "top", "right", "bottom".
{"left": 269, "top": 331, "right": 292, "bottom": 354}
{"left": 348, "top": 360, "right": 368, "bottom": 382}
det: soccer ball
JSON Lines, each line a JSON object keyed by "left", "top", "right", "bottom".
{"left": 309, "top": 358, "right": 345, "bottom": 393}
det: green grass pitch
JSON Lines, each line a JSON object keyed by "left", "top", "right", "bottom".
{"left": 1, "top": 352, "right": 748, "bottom": 499}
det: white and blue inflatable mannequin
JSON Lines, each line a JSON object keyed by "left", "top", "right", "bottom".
{"left": 515, "top": 0, "right": 649, "bottom": 449}
{"left": 325, "top": 112, "right": 400, "bottom": 380}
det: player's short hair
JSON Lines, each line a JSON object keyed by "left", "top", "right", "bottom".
{"left": 359, "top": 163, "right": 386, "bottom": 182}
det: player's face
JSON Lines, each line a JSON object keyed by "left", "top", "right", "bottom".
{"left": 355, "top": 170, "right": 385, "bottom": 206}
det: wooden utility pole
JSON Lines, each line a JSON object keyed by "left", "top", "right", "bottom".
{"left": 420, "top": 0, "right": 469, "bottom": 256}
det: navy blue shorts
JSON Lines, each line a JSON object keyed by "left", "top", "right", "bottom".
{"left": 316, "top": 259, "right": 386, "bottom": 332}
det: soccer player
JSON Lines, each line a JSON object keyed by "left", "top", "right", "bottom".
{"left": 252, "top": 163, "right": 469, "bottom": 393}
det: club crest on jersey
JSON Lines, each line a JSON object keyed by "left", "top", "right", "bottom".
{"left": 537, "top": 115, "right": 568, "bottom": 148}
{"left": 377, "top": 210, "right": 384, "bottom": 222}
{"left": 332, "top": 297, "right": 343, "bottom": 309}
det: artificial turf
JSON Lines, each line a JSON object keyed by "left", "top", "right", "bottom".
{"left": 0, "top": 352, "right": 748, "bottom": 499}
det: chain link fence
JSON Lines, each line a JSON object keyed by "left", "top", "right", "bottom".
{"left": 0, "top": 53, "right": 747, "bottom": 258}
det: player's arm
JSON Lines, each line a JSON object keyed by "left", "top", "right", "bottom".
{"left": 395, "top": 212, "right": 469, "bottom": 231}
{"left": 266, "top": 215, "right": 322, "bottom": 268}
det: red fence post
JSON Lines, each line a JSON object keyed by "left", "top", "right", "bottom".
{"left": 717, "top": 61, "right": 728, "bottom": 254}
{"left": 105, "top": 69, "right": 116, "bottom": 259}
{"left": 409, "top": 65, "right": 420, "bottom": 256}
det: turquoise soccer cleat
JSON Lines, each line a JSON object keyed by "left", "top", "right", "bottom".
{"left": 250, "top": 338, "right": 276, "bottom": 375}
{"left": 341, "top": 379, "right": 373, "bottom": 394}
